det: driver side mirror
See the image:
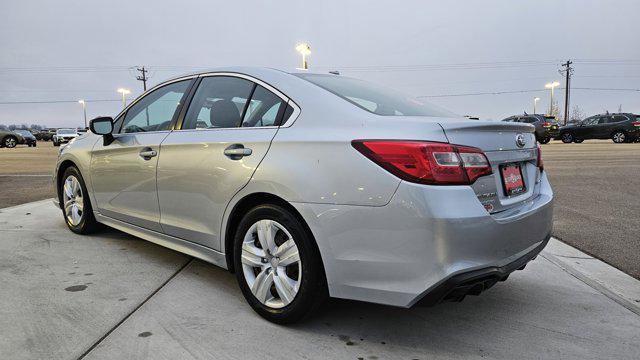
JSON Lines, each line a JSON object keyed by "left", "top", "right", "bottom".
{"left": 89, "top": 116, "right": 114, "bottom": 145}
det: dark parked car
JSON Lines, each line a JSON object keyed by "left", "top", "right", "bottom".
{"left": 0, "top": 130, "right": 24, "bottom": 148}
{"left": 557, "top": 113, "right": 640, "bottom": 143}
{"left": 501, "top": 114, "right": 560, "bottom": 144}
{"left": 34, "top": 129, "right": 54, "bottom": 141}
{"left": 13, "top": 129, "right": 37, "bottom": 147}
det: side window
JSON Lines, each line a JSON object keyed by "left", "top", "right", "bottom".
{"left": 121, "top": 80, "right": 190, "bottom": 133}
{"left": 611, "top": 115, "right": 628, "bottom": 123}
{"left": 182, "top": 76, "right": 254, "bottom": 130}
{"left": 583, "top": 117, "right": 598, "bottom": 125}
{"left": 523, "top": 117, "right": 537, "bottom": 123}
{"left": 597, "top": 117, "right": 609, "bottom": 124}
{"left": 242, "top": 85, "right": 287, "bottom": 127}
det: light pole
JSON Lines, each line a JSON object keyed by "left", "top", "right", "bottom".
{"left": 117, "top": 88, "right": 131, "bottom": 108}
{"left": 78, "top": 100, "right": 87, "bottom": 129}
{"left": 544, "top": 81, "right": 560, "bottom": 116}
{"left": 533, "top": 97, "right": 540, "bottom": 114}
{"left": 295, "top": 43, "right": 311, "bottom": 70}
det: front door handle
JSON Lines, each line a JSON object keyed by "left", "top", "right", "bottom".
{"left": 139, "top": 148, "right": 157, "bottom": 160}
{"left": 224, "top": 144, "right": 252, "bottom": 160}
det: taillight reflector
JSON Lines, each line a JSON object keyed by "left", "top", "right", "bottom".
{"left": 351, "top": 140, "right": 492, "bottom": 185}
{"left": 542, "top": 122, "right": 552, "bottom": 127}
{"left": 537, "top": 143, "right": 544, "bottom": 172}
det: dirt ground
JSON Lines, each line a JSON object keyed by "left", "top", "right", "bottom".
{"left": 0, "top": 141, "right": 57, "bottom": 208}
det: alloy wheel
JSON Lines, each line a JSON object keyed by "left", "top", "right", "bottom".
{"left": 241, "top": 219, "right": 301, "bottom": 309}
{"left": 62, "top": 175, "right": 84, "bottom": 226}
{"left": 5, "top": 137, "right": 17, "bottom": 148}
{"left": 613, "top": 132, "right": 625, "bottom": 143}
{"left": 561, "top": 133, "right": 573, "bottom": 143}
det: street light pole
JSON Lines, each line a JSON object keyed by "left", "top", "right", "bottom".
{"left": 78, "top": 100, "right": 87, "bottom": 129}
{"left": 533, "top": 97, "right": 540, "bottom": 114}
{"left": 544, "top": 81, "right": 560, "bottom": 116}
{"left": 117, "top": 88, "right": 131, "bottom": 108}
{"left": 295, "top": 43, "right": 311, "bottom": 70}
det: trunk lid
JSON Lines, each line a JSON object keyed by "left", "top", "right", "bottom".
{"left": 438, "top": 120, "right": 540, "bottom": 214}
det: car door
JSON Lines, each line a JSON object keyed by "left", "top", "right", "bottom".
{"left": 576, "top": 116, "right": 599, "bottom": 139}
{"left": 90, "top": 78, "right": 194, "bottom": 232}
{"left": 593, "top": 116, "right": 613, "bottom": 138}
{"left": 156, "top": 74, "right": 296, "bottom": 250}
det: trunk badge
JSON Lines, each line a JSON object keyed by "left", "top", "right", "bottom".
{"left": 515, "top": 133, "right": 526, "bottom": 148}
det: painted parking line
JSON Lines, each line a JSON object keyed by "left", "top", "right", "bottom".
{"left": 0, "top": 174, "right": 51, "bottom": 177}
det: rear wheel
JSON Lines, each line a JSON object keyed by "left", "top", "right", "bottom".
{"left": 233, "top": 204, "right": 327, "bottom": 324}
{"left": 3, "top": 136, "right": 17, "bottom": 148}
{"left": 561, "top": 132, "right": 574, "bottom": 143}
{"left": 60, "top": 166, "right": 100, "bottom": 234}
{"left": 612, "top": 131, "right": 626, "bottom": 143}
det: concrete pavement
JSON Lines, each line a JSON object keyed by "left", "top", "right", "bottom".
{"left": 1, "top": 200, "right": 639, "bottom": 359}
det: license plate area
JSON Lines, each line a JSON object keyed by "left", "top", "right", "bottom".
{"left": 500, "top": 163, "right": 526, "bottom": 196}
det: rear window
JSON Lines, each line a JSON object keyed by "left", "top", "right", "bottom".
{"left": 295, "top": 73, "right": 455, "bottom": 117}
{"left": 58, "top": 129, "right": 76, "bottom": 134}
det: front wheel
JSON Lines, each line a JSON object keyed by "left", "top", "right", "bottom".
{"left": 538, "top": 137, "right": 550, "bottom": 144}
{"left": 574, "top": 139, "right": 584, "bottom": 143}
{"left": 612, "top": 131, "right": 626, "bottom": 143}
{"left": 561, "top": 132, "right": 574, "bottom": 143}
{"left": 233, "top": 204, "right": 327, "bottom": 324}
{"left": 59, "top": 166, "right": 100, "bottom": 234}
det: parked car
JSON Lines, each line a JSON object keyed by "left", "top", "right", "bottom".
{"left": 52, "top": 128, "right": 78, "bottom": 146}
{"left": 12, "top": 129, "right": 37, "bottom": 147}
{"left": 34, "top": 129, "right": 54, "bottom": 141}
{"left": 501, "top": 114, "right": 560, "bottom": 144}
{"left": 54, "top": 67, "right": 553, "bottom": 323}
{"left": 557, "top": 113, "right": 640, "bottom": 143}
{"left": 0, "top": 129, "right": 24, "bottom": 148}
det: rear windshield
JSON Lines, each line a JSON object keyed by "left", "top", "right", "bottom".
{"left": 295, "top": 73, "right": 456, "bottom": 117}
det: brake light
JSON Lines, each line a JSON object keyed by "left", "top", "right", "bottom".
{"left": 351, "top": 140, "right": 492, "bottom": 185}
{"left": 632, "top": 121, "right": 640, "bottom": 127}
{"left": 542, "top": 122, "right": 552, "bottom": 127}
{"left": 536, "top": 143, "right": 544, "bottom": 172}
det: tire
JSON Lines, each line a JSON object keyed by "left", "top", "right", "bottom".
{"left": 538, "top": 137, "right": 550, "bottom": 144}
{"left": 574, "top": 139, "right": 584, "bottom": 143}
{"left": 560, "top": 132, "right": 574, "bottom": 143}
{"left": 53, "top": 141, "right": 60, "bottom": 147}
{"left": 3, "top": 135, "right": 17, "bottom": 148}
{"left": 612, "top": 131, "right": 626, "bottom": 144}
{"left": 233, "top": 204, "right": 327, "bottom": 324}
{"left": 59, "top": 166, "right": 100, "bottom": 234}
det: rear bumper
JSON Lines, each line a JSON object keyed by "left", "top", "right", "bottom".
{"left": 292, "top": 172, "right": 553, "bottom": 307}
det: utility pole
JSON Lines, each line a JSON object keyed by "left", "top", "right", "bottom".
{"left": 560, "top": 60, "right": 573, "bottom": 125}
{"left": 136, "top": 66, "right": 149, "bottom": 91}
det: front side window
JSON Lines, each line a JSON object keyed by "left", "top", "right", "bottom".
{"left": 182, "top": 76, "right": 254, "bottom": 130}
{"left": 296, "top": 73, "right": 455, "bottom": 117}
{"left": 120, "top": 80, "right": 191, "bottom": 133}
{"left": 582, "top": 117, "right": 599, "bottom": 125}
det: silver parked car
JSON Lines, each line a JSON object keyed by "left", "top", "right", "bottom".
{"left": 54, "top": 67, "right": 553, "bottom": 323}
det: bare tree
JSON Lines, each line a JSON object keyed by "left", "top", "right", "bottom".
{"left": 570, "top": 105, "right": 584, "bottom": 123}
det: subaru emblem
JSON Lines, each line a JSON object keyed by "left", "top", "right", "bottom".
{"left": 515, "top": 134, "right": 526, "bottom": 148}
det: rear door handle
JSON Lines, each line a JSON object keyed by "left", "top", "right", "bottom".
{"left": 139, "top": 148, "right": 157, "bottom": 160}
{"left": 224, "top": 144, "right": 252, "bottom": 160}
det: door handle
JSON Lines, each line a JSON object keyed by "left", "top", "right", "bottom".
{"left": 139, "top": 148, "right": 157, "bottom": 160}
{"left": 224, "top": 144, "right": 252, "bottom": 160}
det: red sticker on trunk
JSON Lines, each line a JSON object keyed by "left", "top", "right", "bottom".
{"left": 501, "top": 164, "right": 525, "bottom": 196}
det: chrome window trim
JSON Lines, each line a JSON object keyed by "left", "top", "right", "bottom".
{"left": 194, "top": 72, "right": 301, "bottom": 129}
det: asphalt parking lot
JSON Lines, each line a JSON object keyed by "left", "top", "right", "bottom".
{"left": 1, "top": 201, "right": 639, "bottom": 360}
{"left": 543, "top": 141, "right": 640, "bottom": 279}
{"left": 1, "top": 139, "right": 638, "bottom": 279}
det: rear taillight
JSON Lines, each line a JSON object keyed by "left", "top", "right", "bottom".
{"left": 632, "top": 121, "right": 640, "bottom": 127}
{"left": 351, "top": 140, "right": 492, "bottom": 185}
{"left": 536, "top": 144, "right": 544, "bottom": 172}
{"left": 542, "top": 122, "right": 552, "bottom": 127}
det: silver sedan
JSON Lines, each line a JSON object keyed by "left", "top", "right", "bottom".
{"left": 54, "top": 67, "right": 553, "bottom": 323}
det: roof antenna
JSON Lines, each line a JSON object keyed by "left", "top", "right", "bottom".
{"left": 329, "top": 70, "right": 340, "bottom": 75}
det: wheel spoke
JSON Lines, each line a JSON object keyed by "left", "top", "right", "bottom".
{"left": 251, "top": 268, "right": 274, "bottom": 303}
{"left": 75, "top": 197, "right": 84, "bottom": 212}
{"left": 275, "top": 239, "right": 300, "bottom": 266}
{"left": 71, "top": 205, "right": 81, "bottom": 224}
{"left": 257, "top": 220, "right": 277, "bottom": 253}
{"left": 241, "top": 242, "right": 265, "bottom": 267}
{"left": 273, "top": 274, "right": 296, "bottom": 306}
{"left": 64, "top": 179, "right": 73, "bottom": 198}
{"left": 71, "top": 177, "right": 80, "bottom": 195}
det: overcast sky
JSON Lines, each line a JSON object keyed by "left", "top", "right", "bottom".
{"left": 1, "top": 0, "right": 638, "bottom": 127}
